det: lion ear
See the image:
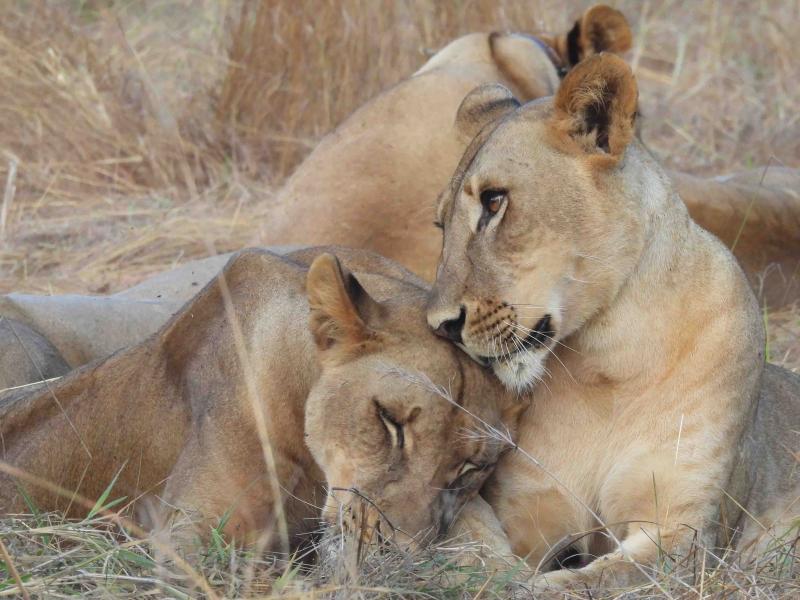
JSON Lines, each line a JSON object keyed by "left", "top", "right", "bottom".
{"left": 488, "top": 32, "right": 561, "bottom": 100}
{"left": 306, "top": 253, "right": 383, "bottom": 354}
{"left": 455, "top": 83, "right": 520, "bottom": 141}
{"left": 550, "top": 53, "right": 637, "bottom": 160}
{"left": 564, "top": 5, "right": 633, "bottom": 66}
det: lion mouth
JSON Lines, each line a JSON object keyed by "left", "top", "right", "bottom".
{"left": 479, "top": 314, "right": 555, "bottom": 365}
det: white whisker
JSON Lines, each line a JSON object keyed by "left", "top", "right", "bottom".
{"left": 575, "top": 252, "right": 625, "bottom": 275}
{"left": 505, "top": 319, "right": 581, "bottom": 355}
{"left": 504, "top": 320, "right": 578, "bottom": 385}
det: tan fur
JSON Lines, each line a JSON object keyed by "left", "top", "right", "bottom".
{"left": 0, "top": 247, "right": 517, "bottom": 552}
{"left": 670, "top": 168, "right": 800, "bottom": 308}
{"left": 427, "top": 54, "right": 800, "bottom": 590}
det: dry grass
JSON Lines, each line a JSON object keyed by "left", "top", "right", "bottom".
{"left": 2, "top": 507, "right": 798, "bottom": 598}
{"left": 0, "top": 0, "right": 799, "bottom": 597}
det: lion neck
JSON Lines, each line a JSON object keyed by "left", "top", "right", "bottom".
{"left": 566, "top": 148, "right": 706, "bottom": 386}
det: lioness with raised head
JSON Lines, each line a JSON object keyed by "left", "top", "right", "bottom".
{"left": 427, "top": 54, "right": 800, "bottom": 590}
{"left": 0, "top": 248, "right": 518, "bottom": 552}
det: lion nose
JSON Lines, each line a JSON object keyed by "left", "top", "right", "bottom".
{"left": 432, "top": 306, "right": 466, "bottom": 344}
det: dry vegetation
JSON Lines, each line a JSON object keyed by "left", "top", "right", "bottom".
{"left": 0, "top": 0, "right": 799, "bottom": 597}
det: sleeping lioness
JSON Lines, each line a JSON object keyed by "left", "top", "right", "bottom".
{"left": 0, "top": 247, "right": 519, "bottom": 553}
{"left": 426, "top": 54, "right": 800, "bottom": 590}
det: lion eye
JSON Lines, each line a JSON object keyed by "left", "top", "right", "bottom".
{"left": 376, "top": 401, "right": 404, "bottom": 450}
{"left": 478, "top": 189, "right": 506, "bottom": 230}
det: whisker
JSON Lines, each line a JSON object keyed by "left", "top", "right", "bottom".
{"left": 504, "top": 319, "right": 580, "bottom": 355}
{"left": 506, "top": 329, "right": 525, "bottom": 361}
{"left": 508, "top": 303, "right": 552, "bottom": 308}
{"left": 500, "top": 332, "right": 512, "bottom": 361}
{"left": 504, "top": 321, "right": 579, "bottom": 385}
{"left": 565, "top": 274, "right": 592, "bottom": 284}
{"left": 537, "top": 330, "right": 582, "bottom": 355}
{"left": 575, "top": 252, "right": 625, "bottom": 275}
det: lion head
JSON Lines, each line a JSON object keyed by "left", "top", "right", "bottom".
{"left": 302, "top": 253, "right": 520, "bottom": 548}
{"left": 427, "top": 54, "right": 671, "bottom": 391}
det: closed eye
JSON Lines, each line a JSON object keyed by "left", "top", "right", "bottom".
{"left": 478, "top": 188, "right": 507, "bottom": 230}
{"left": 375, "top": 400, "right": 404, "bottom": 450}
{"left": 457, "top": 461, "right": 481, "bottom": 478}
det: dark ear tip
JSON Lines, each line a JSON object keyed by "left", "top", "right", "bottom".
{"left": 553, "top": 51, "right": 637, "bottom": 157}
{"left": 580, "top": 5, "right": 633, "bottom": 56}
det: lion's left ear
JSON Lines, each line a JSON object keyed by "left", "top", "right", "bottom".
{"left": 455, "top": 83, "right": 520, "bottom": 141}
{"left": 306, "top": 253, "right": 383, "bottom": 356}
{"left": 550, "top": 53, "right": 637, "bottom": 161}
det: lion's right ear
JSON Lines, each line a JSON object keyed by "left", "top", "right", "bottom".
{"left": 306, "top": 253, "right": 383, "bottom": 354}
{"left": 550, "top": 53, "right": 637, "bottom": 164}
{"left": 455, "top": 83, "right": 521, "bottom": 141}
{"left": 563, "top": 5, "right": 632, "bottom": 66}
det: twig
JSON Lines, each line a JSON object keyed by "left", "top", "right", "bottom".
{"left": 1, "top": 157, "right": 17, "bottom": 238}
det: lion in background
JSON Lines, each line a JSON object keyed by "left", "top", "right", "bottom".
{"left": 0, "top": 5, "right": 634, "bottom": 389}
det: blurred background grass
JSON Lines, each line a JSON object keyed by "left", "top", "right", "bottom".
{"left": 0, "top": 0, "right": 797, "bottom": 370}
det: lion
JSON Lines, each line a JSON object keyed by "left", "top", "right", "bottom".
{"left": 0, "top": 246, "right": 305, "bottom": 388}
{"left": 426, "top": 54, "right": 800, "bottom": 591}
{"left": 0, "top": 247, "right": 520, "bottom": 555}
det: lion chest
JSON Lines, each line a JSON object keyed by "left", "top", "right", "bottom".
{"left": 490, "top": 371, "right": 744, "bottom": 565}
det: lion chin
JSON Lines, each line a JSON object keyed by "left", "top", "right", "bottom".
{"left": 490, "top": 350, "right": 546, "bottom": 393}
